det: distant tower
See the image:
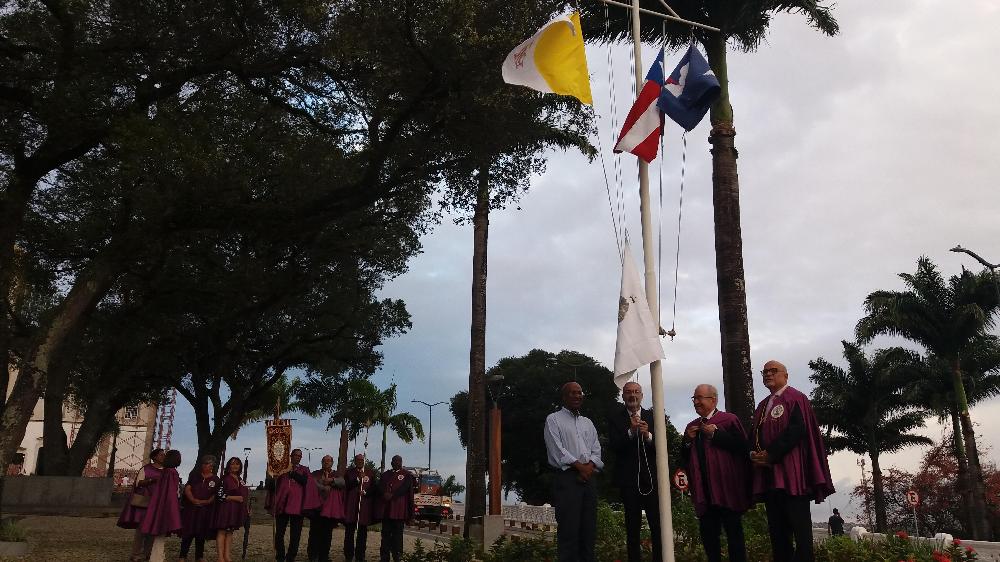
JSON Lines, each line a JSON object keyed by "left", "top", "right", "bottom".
{"left": 153, "top": 389, "right": 178, "bottom": 450}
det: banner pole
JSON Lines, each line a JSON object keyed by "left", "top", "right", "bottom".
{"left": 630, "top": 0, "right": 675, "bottom": 560}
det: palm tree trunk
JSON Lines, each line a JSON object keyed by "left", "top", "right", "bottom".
{"left": 464, "top": 164, "right": 490, "bottom": 544}
{"left": 950, "top": 407, "right": 974, "bottom": 535}
{"left": 702, "top": 33, "right": 755, "bottom": 431}
{"left": 951, "top": 359, "right": 989, "bottom": 540}
{"left": 950, "top": 358, "right": 989, "bottom": 539}
{"left": 380, "top": 424, "right": 388, "bottom": 473}
{"left": 870, "top": 452, "right": 887, "bottom": 532}
{"left": 337, "top": 425, "right": 350, "bottom": 474}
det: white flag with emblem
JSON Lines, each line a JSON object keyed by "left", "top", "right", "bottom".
{"left": 613, "top": 242, "right": 664, "bottom": 388}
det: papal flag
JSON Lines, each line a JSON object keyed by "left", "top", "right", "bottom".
{"left": 501, "top": 12, "right": 592, "bottom": 105}
{"left": 613, "top": 242, "right": 665, "bottom": 388}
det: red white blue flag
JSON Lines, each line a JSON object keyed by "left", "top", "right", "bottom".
{"left": 658, "top": 44, "right": 720, "bottom": 131}
{"left": 613, "top": 50, "right": 665, "bottom": 163}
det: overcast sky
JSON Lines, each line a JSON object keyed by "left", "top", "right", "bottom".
{"left": 169, "top": 0, "right": 1000, "bottom": 525}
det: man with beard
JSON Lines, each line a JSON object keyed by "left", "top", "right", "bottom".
{"left": 544, "top": 381, "right": 603, "bottom": 562}
{"left": 606, "top": 381, "right": 661, "bottom": 562}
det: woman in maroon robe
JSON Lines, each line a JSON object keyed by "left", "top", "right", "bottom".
{"left": 119, "top": 448, "right": 164, "bottom": 530}
{"left": 179, "top": 455, "right": 221, "bottom": 561}
{"left": 214, "top": 457, "right": 249, "bottom": 562}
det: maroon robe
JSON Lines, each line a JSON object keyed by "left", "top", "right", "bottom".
{"left": 750, "top": 386, "right": 835, "bottom": 503}
{"left": 683, "top": 411, "right": 752, "bottom": 516}
{"left": 214, "top": 474, "right": 249, "bottom": 531}
{"left": 344, "top": 467, "right": 376, "bottom": 526}
{"left": 376, "top": 469, "right": 415, "bottom": 521}
{"left": 271, "top": 464, "right": 321, "bottom": 516}
{"left": 312, "top": 469, "right": 346, "bottom": 520}
{"left": 137, "top": 466, "right": 182, "bottom": 536}
{"left": 118, "top": 464, "right": 160, "bottom": 529}
{"left": 181, "top": 472, "right": 221, "bottom": 539}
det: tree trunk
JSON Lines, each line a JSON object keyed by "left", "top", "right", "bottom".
{"left": 380, "top": 424, "right": 388, "bottom": 473}
{"left": 337, "top": 425, "right": 350, "bottom": 474}
{"left": 702, "top": 34, "right": 755, "bottom": 431}
{"left": 951, "top": 358, "right": 990, "bottom": 540}
{"left": 950, "top": 407, "right": 974, "bottom": 536}
{"left": 870, "top": 452, "right": 887, "bottom": 532}
{"left": 0, "top": 259, "right": 117, "bottom": 483}
{"left": 38, "top": 336, "right": 83, "bottom": 476}
{"left": 464, "top": 165, "right": 490, "bottom": 543}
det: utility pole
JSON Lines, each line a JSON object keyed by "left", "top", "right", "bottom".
{"left": 412, "top": 400, "right": 445, "bottom": 470}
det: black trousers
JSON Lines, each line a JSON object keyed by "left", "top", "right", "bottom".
{"left": 307, "top": 516, "right": 334, "bottom": 562}
{"left": 379, "top": 519, "right": 405, "bottom": 562}
{"left": 621, "top": 485, "right": 661, "bottom": 562}
{"left": 275, "top": 514, "right": 304, "bottom": 562}
{"left": 764, "top": 492, "right": 814, "bottom": 562}
{"left": 552, "top": 469, "right": 597, "bottom": 562}
{"left": 343, "top": 523, "right": 368, "bottom": 561}
{"left": 179, "top": 535, "right": 205, "bottom": 559}
{"left": 698, "top": 506, "right": 747, "bottom": 562}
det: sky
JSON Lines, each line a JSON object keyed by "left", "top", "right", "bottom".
{"left": 168, "top": 0, "right": 1000, "bottom": 526}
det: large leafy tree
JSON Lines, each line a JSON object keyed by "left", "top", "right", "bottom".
{"left": 450, "top": 349, "right": 681, "bottom": 505}
{"left": 856, "top": 257, "right": 1000, "bottom": 539}
{"left": 587, "top": 0, "right": 838, "bottom": 430}
{"left": 809, "top": 341, "right": 932, "bottom": 532}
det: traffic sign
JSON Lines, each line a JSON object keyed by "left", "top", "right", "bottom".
{"left": 905, "top": 490, "right": 919, "bottom": 507}
{"left": 673, "top": 468, "right": 689, "bottom": 491}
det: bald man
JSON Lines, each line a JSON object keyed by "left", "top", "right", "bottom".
{"left": 544, "top": 381, "right": 603, "bottom": 562}
{"left": 750, "top": 361, "right": 835, "bottom": 562}
{"left": 681, "top": 384, "right": 751, "bottom": 562}
{"left": 607, "top": 381, "right": 662, "bottom": 562}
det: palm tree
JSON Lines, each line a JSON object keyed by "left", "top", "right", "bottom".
{"left": 587, "top": 0, "right": 838, "bottom": 430}
{"left": 371, "top": 384, "right": 424, "bottom": 472}
{"left": 295, "top": 376, "right": 383, "bottom": 473}
{"left": 440, "top": 475, "right": 466, "bottom": 498}
{"left": 809, "top": 341, "right": 932, "bottom": 532}
{"left": 856, "top": 257, "right": 1000, "bottom": 539}
{"left": 903, "top": 337, "right": 1000, "bottom": 533}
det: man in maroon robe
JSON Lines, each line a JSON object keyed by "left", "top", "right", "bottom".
{"left": 750, "top": 360, "right": 835, "bottom": 562}
{"left": 270, "top": 448, "right": 321, "bottom": 562}
{"left": 343, "top": 454, "right": 376, "bottom": 562}
{"left": 681, "top": 384, "right": 751, "bottom": 562}
{"left": 377, "top": 455, "right": 414, "bottom": 562}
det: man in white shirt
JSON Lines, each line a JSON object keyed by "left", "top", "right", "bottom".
{"left": 544, "top": 381, "right": 603, "bottom": 562}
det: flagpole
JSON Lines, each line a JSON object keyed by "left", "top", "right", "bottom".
{"left": 630, "top": 1, "right": 676, "bottom": 561}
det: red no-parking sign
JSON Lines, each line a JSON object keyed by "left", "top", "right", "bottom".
{"left": 673, "top": 468, "right": 689, "bottom": 491}
{"left": 905, "top": 490, "right": 920, "bottom": 507}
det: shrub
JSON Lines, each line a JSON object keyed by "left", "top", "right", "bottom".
{"left": 0, "top": 519, "right": 27, "bottom": 543}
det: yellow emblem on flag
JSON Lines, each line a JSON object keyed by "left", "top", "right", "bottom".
{"left": 501, "top": 12, "right": 593, "bottom": 105}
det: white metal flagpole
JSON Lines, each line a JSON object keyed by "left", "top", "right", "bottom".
{"left": 629, "top": 0, "right": 676, "bottom": 560}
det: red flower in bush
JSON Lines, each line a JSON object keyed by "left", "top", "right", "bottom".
{"left": 953, "top": 538, "right": 962, "bottom": 546}
{"left": 896, "top": 531, "right": 909, "bottom": 539}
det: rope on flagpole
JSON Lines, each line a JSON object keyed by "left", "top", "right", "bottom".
{"left": 666, "top": 132, "right": 687, "bottom": 341}
{"left": 596, "top": 4, "right": 628, "bottom": 264}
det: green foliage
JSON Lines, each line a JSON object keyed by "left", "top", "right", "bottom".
{"left": 440, "top": 475, "right": 466, "bottom": 497}
{"left": 403, "top": 537, "right": 478, "bottom": 562}
{"left": 815, "top": 533, "right": 979, "bottom": 562}
{"left": 0, "top": 519, "right": 26, "bottom": 542}
{"left": 449, "top": 349, "right": 682, "bottom": 505}
{"left": 484, "top": 536, "right": 557, "bottom": 561}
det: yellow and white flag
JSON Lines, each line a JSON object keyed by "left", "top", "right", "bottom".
{"left": 613, "top": 242, "right": 664, "bottom": 388}
{"left": 501, "top": 12, "right": 592, "bottom": 105}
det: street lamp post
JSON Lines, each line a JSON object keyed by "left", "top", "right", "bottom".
{"left": 951, "top": 245, "right": 1000, "bottom": 301}
{"left": 302, "top": 447, "right": 322, "bottom": 465}
{"left": 412, "top": 400, "right": 445, "bottom": 470}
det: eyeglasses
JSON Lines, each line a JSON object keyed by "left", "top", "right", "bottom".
{"left": 761, "top": 368, "right": 784, "bottom": 376}
{"left": 691, "top": 395, "right": 715, "bottom": 402}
